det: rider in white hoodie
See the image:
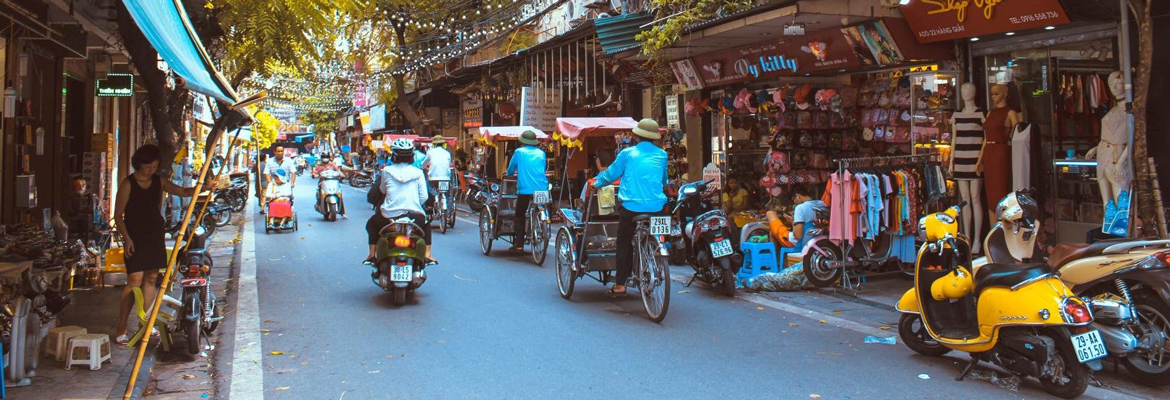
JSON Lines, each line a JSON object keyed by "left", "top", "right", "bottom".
{"left": 365, "top": 139, "right": 433, "bottom": 265}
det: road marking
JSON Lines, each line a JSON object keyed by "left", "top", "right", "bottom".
{"left": 230, "top": 203, "right": 265, "bottom": 399}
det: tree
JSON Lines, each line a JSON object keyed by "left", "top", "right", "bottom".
{"left": 1125, "top": 0, "right": 1159, "bottom": 237}
{"left": 249, "top": 109, "right": 281, "bottom": 150}
{"left": 301, "top": 109, "right": 340, "bottom": 139}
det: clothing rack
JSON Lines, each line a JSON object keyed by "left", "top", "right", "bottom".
{"left": 830, "top": 153, "right": 942, "bottom": 289}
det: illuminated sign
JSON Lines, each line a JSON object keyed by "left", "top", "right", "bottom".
{"left": 900, "top": 0, "right": 1070, "bottom": 43}
{"left": 95, "top": 74, "right": 133, "bottom": 97}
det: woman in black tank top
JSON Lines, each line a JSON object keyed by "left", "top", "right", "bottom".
{"left": 112, "top": 144, "right": 206, "bottom": 344}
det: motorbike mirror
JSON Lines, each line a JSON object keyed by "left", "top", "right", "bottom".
{"left": 682, "top": 186, "right": 698, "bottom": 196}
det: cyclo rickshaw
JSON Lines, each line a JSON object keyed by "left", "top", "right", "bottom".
{"left": 477, "top": 126, "right": 553, "bottom": 266}
{"left": 417, "top": 136, "right": 457, "bottom": 234}
{"left": 549, "top": 117, "right": 671, "bottom": 323}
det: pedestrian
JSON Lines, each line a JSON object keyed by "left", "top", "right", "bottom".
{"left": 112, "top": 144, "right": 208, "bottom": 344}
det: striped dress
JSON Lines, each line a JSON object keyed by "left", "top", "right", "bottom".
{"left": 951, "top": 109, "right": 986, "bottom": 180}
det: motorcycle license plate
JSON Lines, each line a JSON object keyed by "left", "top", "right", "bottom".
{"left": 533, "top": 191, "right": 551, "bottom": 204}
{"left": 180, "top": 278, "right": 207, "bottom": 287}
{"left": 437, "top": 181, "right": 450, "bottom": 191}
{"left": 649, "top": 216, "right": 672, "bottom": 236}
{"left": 391, "top": 264, "right": 413, "bottom": 282}
{"left": 1072, "top": 330, "right": 1108, "bottom": 363}
{"left": 710, "top": 239, "right": 734, "bottom": 258}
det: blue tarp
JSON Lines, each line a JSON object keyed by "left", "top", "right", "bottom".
{"left": 122, "top": 0, "right": 238, "bottom": 104}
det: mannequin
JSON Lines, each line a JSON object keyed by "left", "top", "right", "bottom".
{"left": 982, "top": 84, "right": 1020, "bottom": 216}
{"left": 950, "top": 83, "right": 986, "bottom": 253}
{"left": 1086, "top": 71, "right": 1132, "bottom": 207}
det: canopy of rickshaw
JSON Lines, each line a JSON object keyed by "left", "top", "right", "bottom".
{"left": 476, "top": 126, "right": 548, "bottom": 147}
{"left": 553, "top": 117, "right": 638, "bottom": 149}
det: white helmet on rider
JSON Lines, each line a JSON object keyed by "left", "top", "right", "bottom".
{"left": 390, "top": 138, "right": 415, "bottom": 162}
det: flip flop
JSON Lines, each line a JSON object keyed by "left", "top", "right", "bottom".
{"left": 605, "top": 287, "right": 628, "bottom": 296}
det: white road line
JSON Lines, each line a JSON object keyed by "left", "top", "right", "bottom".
{"left": 230, "top": 204, "right": 265, "bottom": 399}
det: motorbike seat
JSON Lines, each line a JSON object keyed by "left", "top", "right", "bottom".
{"left": 974, "top": 262, "right": 1051, "bottom": 293}
{"left": 1047, "top": 239, "right": 1129, "bottom": 269}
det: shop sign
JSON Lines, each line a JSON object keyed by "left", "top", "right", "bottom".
{"left": 702, "top": 163, "right": 722, "bottom": 191}
{"left": 670, "top": 59, "right": 704, "bottom": 91}
{"left": 899, "top": 0, "right": 1070, "bottom": 43}
{"left": 462, "top": 98, "right": 483, "bottom": 128}
{"left": 665, "top": 95, "right": 680, "bottom": 129}
{"left": 95, "top": 74, "right": 133, "bottom": 97}
{"left": 690, "top": 27, "right": 859, "bottom": 86}
{"left": 908, "top": 64, "right": 940, "bottom": 73}
{"left": 519, "top": 87, "right": 562, "bottom": 133}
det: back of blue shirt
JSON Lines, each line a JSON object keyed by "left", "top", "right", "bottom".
{"left": 506, "top": 145, "right": 549, "bottom": 195}
{"left": 594, "top": 141, "right": 668, "bottom": 213}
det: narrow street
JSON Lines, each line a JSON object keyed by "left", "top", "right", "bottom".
{"left": 236, "top": 178, "right": 1144, "bottom": 399}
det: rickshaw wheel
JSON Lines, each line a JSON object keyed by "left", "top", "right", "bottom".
{"left": 555, "top": 228, "right": 575, "bottom": 299}
{"left": 479, "top": 210, "right": 494, "bottom": 255}
{"left": 530, "top": 207, "right": 549, "bottom": 266}
{"left": 637, "top": 232, "right": 670, "bottom": 323}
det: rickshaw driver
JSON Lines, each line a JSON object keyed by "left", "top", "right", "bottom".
{"left": 589, "top": 118, "right": 668, "bottom": 296}
{"left": 505, "top": 130, "right": 549, "bottom": 252}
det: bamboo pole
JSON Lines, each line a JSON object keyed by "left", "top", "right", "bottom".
{"left": 123, "top": 123, "right": 240, "bottom": 399}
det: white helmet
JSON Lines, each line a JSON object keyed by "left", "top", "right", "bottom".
{"left": 994, "top": 190, "right": 1040, "bottom": 261}
{"left": 390, "top": 138, "right": 414, "bottom": 151}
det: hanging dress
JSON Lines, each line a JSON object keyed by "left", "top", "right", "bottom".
{"left": 1011, "top": 123, "right": 1033, "bottom": 191}
{"left": 951, "top": 109, "right": 986, "bottom": 180}
{"left": 983, "top": 107, "right": 1013, "bottom": 208}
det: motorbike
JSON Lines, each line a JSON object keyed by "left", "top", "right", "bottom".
{"left": 672, "top": 180, "right": 741, "bottom": 296}
{"left": 976, "top": 190, "right": 1170, "bottom": 386}
{"left": 348, "top": 167, "right": 373, "bottom": 188}
{"left": 896, "top": 202, "right": 1100, "bottom": 399}
{"left": 216, "top": 182, "right": 248, "bottom": 213}
{"left": 315, "top": 169, "right": 344, "bottom": 221}
{"left": 464, "top": 171, "right": 487, "bottom": 212}
{"left": 176, "top": 228, "right": 222, "bottom": 355}
{"left": 203, "top": 192, "right": 234, "bottom": 228}
{"left": 371, "top": 214, "right": 431, "bottom": 305}
{"left": 428, "top": 179, "right": 456, "bottom": 234}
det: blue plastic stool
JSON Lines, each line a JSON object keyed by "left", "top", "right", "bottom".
{"left": 737, "top": 241, "right": 780, "bottom": 281}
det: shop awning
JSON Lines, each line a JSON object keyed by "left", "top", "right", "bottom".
{"left": 555, "top": 117, "right": 638, "bottom": 139}
{"left": 594, "top": 12, "right": 653, "bottom": 55}
{"left": 121, "top": 0, "right": 239, "bottom": 104}
{"left": 478, "top": 126, "right": 548, "bottom": 141}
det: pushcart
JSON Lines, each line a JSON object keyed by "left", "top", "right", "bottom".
{"left": 476, "top": 127, "right": 553, "bottom": 266}
{"left": 554, "top": 186, "right": 672, "bottom": 323}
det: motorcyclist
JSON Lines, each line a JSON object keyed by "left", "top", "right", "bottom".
{"left": 505, "top": 130, "right": 549, "bottom": 252}
{"left": 590, "top": 119, "right": 668, "bottom": 296}
{"left": 422, "top": 135, "right": 454, "bottom": 205}
{"left": 312, "top": 153, "right": 348, "bottom": 219}
{"left": 365, "top": 139, "right": 435, "bottom": 265}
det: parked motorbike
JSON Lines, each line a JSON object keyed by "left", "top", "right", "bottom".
{"left": 672, "top": 180, "right": 740, "bottom": 296}
{"left": 176, "top": 228, "right": 222, "bottom": 355}
{"left": 977, "top": 190, "right": 1170, "bottom": 386}
{"left": 371, "top": 214, "right": 431, "bottom": 305}
{"left": 204, "top": 192, "right": 234, "bottom": 228}
{"left": 897, "top": 202, "right": 1100, "bottom": 399}
{"left": 216, "top": 182, "right": 248, "bottom": 213}
{"left": 464, "top": 171, "right": 487, "bottom": 212}
{"left": 315, "top": 169, "right": 344, "bottom": 221}
{"left": 348, "top": 168, "right": 373, "bottom": 188}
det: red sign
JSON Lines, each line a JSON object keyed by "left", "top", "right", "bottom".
{"left": 690, "top": 26, "right": 861, "bottom": 87}
{"left": 899, "top": 0, "right": 1070, "bottom": 43}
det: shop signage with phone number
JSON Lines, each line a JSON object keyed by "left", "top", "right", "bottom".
{"left": 900, "top": 0, "right": 1070, "bottom": 43}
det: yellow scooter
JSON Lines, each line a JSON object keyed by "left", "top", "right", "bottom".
{"left": 896, "top": 203, "right": 1100, "bottom": 399}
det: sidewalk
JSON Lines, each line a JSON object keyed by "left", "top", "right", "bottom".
{"left": 5, "top": 217, "right": 243, "bottom": 400}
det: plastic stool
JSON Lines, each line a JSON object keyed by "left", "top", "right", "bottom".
{"left": 65, "top": 334, "right": 111, "bottom": 371}
{"left": 46, "top": 326, "right": 87, "bottom": 361}
{"left": 737, "top": 241, "right": 779, "bottom": 281}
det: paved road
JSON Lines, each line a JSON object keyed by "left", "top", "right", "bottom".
{"left": 247, "top": 177, "right": 1144, "bottom": 399}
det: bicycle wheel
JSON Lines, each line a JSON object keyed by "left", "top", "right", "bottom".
{"left": 438, "top": 195, "right": 448, "bottom": 234}
{"left": 479, "top": 209, "right": 494, "bottom": 255}
{"left": 636, "top": 229, "right": 670, "bottom": 323}
{"left": 530, "top": 206, "right": 549, "bottom": 266}
{"left": 555, "top": 228, "right": 576, "bottom": 299}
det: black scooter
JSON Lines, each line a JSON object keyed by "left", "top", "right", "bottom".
{"left": 673, "top": 180, "right": 741, "bottom": 296}
{"left": 176, "top": 228, "right": 222, "bottom": 355}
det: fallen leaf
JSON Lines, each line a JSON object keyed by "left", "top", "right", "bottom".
{"left": 757, "top": 307, "right": 764, "bottom": 311}
{"left": 810, "top": 395, "right": 821, "bottom": 399}
{"left": 263, "top": 319, "right": 273, "bottom": 323}
{"left": 269, "top": 351, "right": 284, "bottom": 356}
{"left": 788, "top": 323, "right": 798, "bottom": 327}
{"left": 677, "top": 290, "right": 690, "bottom": 294}
{"left": 300, "top": 361, "right": 309, "bottom": 365}
{"left": 276, "top": 387, "right": 290, "bottom": 391}
{"left": 438, "top": 339, "right": 447, "bottom": 344}
{"left": 181, "top": 374, "right": 197, "bottom": 380}
{"left": 819, "top": 319, "right": 826, "bottom": 324}
{"left": 879, "top": 326, "right": 891, "bottom": 330}
{"left": 259, "top": 329, "right": 272, "bottom": 333}
{"left": 832, "top": 311, "right": 842, "bottom": 316}
{"left": 385, "top": 354, "right": 394, "bottom": 359}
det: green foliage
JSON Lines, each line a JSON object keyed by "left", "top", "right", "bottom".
{"left": 300, "top": 109, "right": 340, "bottom": 138}
{"left": 636, "top": 0, "right": 755, "bottom": 56}
{"left": 208, "top": 0, "right": 359, "bottom": 83}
